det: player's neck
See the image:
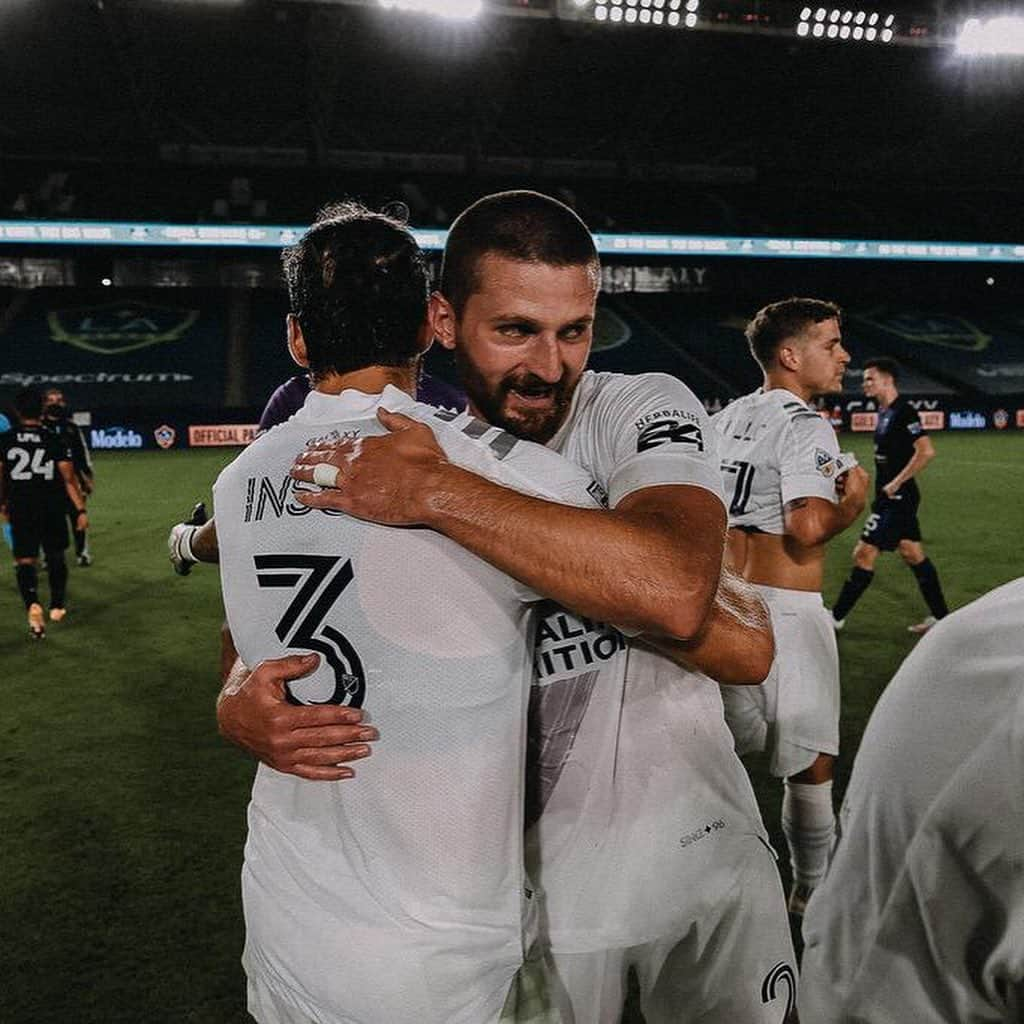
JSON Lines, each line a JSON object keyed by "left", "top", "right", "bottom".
{"left": 312, "top": 364, "right": 418, "bottom": 399}
{"left": 763, "top": 373, "right": 811, "bottom": 404}
{"left": 877, "top": 388, "right": 898, "bottom": 410}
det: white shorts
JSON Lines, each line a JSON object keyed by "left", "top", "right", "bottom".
{"left": 548, "top": 843, "right": 797, "bottom": 1024}
{"left": 247, "top": 951, "right": 557, "bottom": 1024}
{"left": 720, "top": 584, "right": 840, "bottom": 778}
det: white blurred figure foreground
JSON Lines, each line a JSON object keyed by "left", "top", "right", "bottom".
{"left": 799, "top": 577, "right": 1024, "bottom": 1023}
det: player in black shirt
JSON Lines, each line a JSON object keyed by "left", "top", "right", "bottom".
{"left": 43, "top": 387, "right": 94, "bottom": 566}
{"left": 0, "top": 387, "right": 89, "bottom": 638}
{"left": 831, "top": 357, "right": 949, "bottom": 633}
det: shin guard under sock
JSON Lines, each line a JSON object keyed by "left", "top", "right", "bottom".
{"left": 782, "top": 779, "right": 835, "bottom": 889}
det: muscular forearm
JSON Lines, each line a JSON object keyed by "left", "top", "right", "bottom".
{"left": 421, "top": 465, "right": 724, "bottom": 640}
{"left": 642, "top": 568, "right": 773, "bottom": 685}
{"left": 786, "top": 491, "right": 865, "bottom": 547}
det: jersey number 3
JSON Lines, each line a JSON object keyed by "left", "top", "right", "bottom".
{"left": 255, "top": 554, "right": 366, "bottom": 707}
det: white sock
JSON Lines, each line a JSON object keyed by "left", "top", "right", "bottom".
{"left": 782, "top": 779, "right": 835, "bottom": 889}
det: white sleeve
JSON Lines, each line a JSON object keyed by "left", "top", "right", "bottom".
{"left": 596, "top": 373, "right": 726, "bottom": 509}
{"left": 778, "top": 413, "right": 841, "bottom": 506}
{"left": 430, "top": 413, "right": 605, "bottom": 604}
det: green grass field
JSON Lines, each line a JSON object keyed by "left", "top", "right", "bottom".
{"left": 2, "top": 433, "right": 1020, "bottom": 1022}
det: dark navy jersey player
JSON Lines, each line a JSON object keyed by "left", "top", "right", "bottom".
{"left": 873, "top": 395, "right": 924, "bottom": 506}
{"left": 831, "top": 357, "right": 949, "bottom": 634}
{"left": 0, "top": 388, "right": 89, "bottom": 638}
{"left": 42, "top": 388, "right": 94, "bottom": 566}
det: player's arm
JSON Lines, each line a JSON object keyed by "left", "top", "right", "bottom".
{"left": 293, "top": 411, "right": 723, "bottom": 641}
{"left": 58, "top": 459, "right": 88, "bottom": 531}
{"left": 784, "top": 478, "right": 867, "bottom": 547}
{"left": 642, "top": 567, "right": 774, "bottom": 685}
{"left": 780, "top": 416, "right": 869, "bottom": 547}
{"left": 216, "top": 653, "right": 378, "bottom": 781}
{"left": 168, "top": 514, "right": 219, "bottom": 575}
{"left": 881, "top": 435, "right": 935, "bottom": 497}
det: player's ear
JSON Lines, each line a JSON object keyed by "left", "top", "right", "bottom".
{"left": 429, "top": 291, "right": 457, "bottom": 352}
{"left": 777, "top": 342, "right": 800, "bottom": 373}
{"left": 287, "top": 314, "right": 309, "bottom": 368}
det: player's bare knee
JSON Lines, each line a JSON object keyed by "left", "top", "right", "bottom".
{"left": 898, "top": 541, "right": 924, "bottom": 565}
{"left": 853, "top": 544, "right": 876, "bottom": 571}
{"left": 789, "top": 753, "right": 834, "bottom": 785}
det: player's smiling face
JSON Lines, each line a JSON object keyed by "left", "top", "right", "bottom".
{"left": 435, "top": 254, "right": 598, "bottom": 444}
{"left": 795, "top": 317, "right": 849, "bottom": 394}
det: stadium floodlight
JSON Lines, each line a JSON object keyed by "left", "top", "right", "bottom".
{"left": 571, "top": 0, "right": 696, "bottom": 27}
{"left": 377, "top": 0, "right": 482, "bottom": 18}
{"left": 955, "top": 15, "right": 1024, "bottom": 56}
{"left": 796, "top": 7, "right": 898, "bottom": 42}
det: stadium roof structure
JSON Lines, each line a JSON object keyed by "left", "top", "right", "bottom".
{"left": 0, "top": 0, "right": 1022, "bottom": 240}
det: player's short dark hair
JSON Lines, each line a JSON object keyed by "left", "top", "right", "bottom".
{"left": 282, "top": 200, "right": 429, "bottom": 377}
{"left": 440, "top": 190, "right": 599, "bottom": 315}
{"left": 13, "top": 387, "right": 44, "bottom": 421}
{"left": 864, "top": 356, "right": 900, "bottom": 382}
{"left": 745, "top": 297, "right": 843, "bottom": 371}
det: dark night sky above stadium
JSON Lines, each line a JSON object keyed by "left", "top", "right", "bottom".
{"left": 1, "top": 0, "right": 1022, "bottom": 239}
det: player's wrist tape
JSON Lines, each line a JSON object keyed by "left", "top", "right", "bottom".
{"left": 177, "top": 524, "right": 198, "bottom": 563}
{"left": 75, "top": 507, "right": 86, "bottom": 518}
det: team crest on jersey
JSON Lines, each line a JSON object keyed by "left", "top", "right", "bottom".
{"left": 154, "top": 425, "right": 176, "bottom": 449}
{"left": 814, "top": 448, "right": 835, "bottom": 476}
{"left": 47, "top": 300, "right": 200, "bottom": 354}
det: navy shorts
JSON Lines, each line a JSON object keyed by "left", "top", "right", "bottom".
{"left": 9, "top": 506, "right": 68, "bottom": 560}
{"left": 860, "top": 496, "right": 921, "bottom": 551}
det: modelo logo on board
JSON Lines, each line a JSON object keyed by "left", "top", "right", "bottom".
{"left": 948, "top": 411, "right": 987, "bottom": 430}
{"left": 90, "top": 426, "right": 144, "bottom": 449}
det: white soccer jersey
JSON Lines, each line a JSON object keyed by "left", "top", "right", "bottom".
{"left": 213, "top": 385, "right": 602, "bottom": 1024}
{"left": 712, "top": 388, "right": 842, "bottom": 533}
{"left": 520, "top": 370, "right": 774, "bottom": 954}
{"left": 799, "top": 578, "right": 1024, "bottom": 1023}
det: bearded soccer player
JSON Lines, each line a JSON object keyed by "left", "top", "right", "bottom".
{"left": 279, "top": 192, "right": 796, "bottom": 1023}
{"left": 830, "top": 356, "right": 949, "bottom": 634}
{"left": 799, "top": 577, "right": 1024, "bottom": 1022}
{"left": 0, "top": 387, "right": 88, "bottom": 637}
{"left": 712, "top": 298, "right": 869, "bottom": 916}
{"left": 213, "top": 202, "right": 611, "bottom": 1024}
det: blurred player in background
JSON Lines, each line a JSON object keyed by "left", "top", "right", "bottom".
{"left": 0, "top": 387, "right": 88, "bottom": 637}
{"left": 0, "top": 406, "right": 11, "bottom": 550}
{"left": 799, "top": 576, "right": 1024, "bottom": 1021}
{"left": 830, "top": 357, "right": 949, "bottom": 634}
{"left": 713, "top": 298, "right": 869, "bottom": 915}
{"left": 42, "top": 387, "right": 94, "bottom": 566}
